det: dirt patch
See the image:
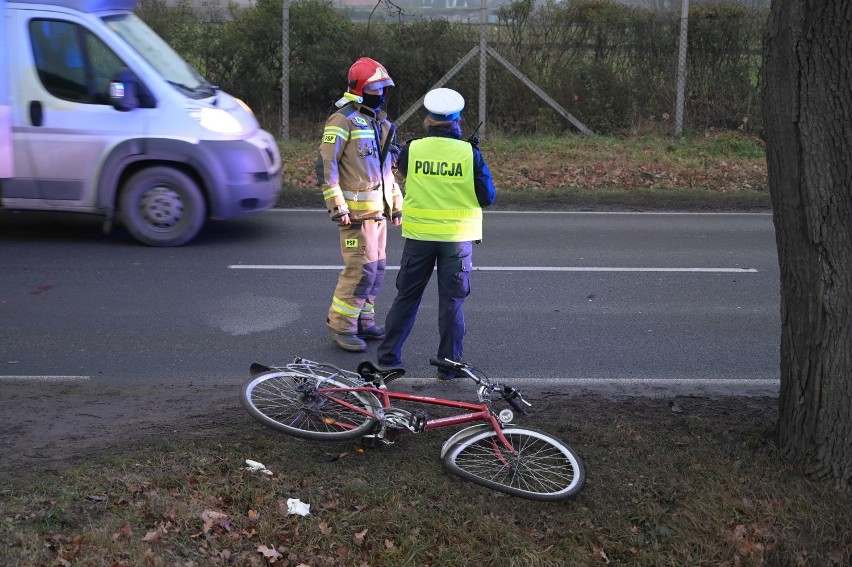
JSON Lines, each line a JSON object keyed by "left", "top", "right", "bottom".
{"left": 0, "top": 376, "right": 777, "bottom": 486}
{"left": 0, "top": 381, "right": 244, "bottom": 484}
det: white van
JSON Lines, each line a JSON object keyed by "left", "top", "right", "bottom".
{"left": 0, "top": 0, "right": 281, "bottom": 246}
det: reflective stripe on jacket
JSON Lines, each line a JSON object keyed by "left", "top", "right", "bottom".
{"left": 316, "top": 103, "right": 403, "bottom": 221}
{"left": 402, "top": 137, "right": 482, "bottom": 242}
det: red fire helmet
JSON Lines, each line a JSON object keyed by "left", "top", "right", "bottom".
{"left": 347, "top": 57, "right": 395, "bottom": 95}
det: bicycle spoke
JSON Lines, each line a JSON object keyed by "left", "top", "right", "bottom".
{"left": 241, "top": 371, "right": 379, "bottom": 441}
{"left": 254, "top": 379, "right": 362, "bottom": 433}
{"left": 444, "top": 427, "right": 585, "bottom": 501}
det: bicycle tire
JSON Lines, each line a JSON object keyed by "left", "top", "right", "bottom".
{"left": 440, "top": 424, "right": 492, "bottom": 459}
{"left": 442, "top": 426, "right": 585, "bottom": 501}
{"left": 241, "top": 370, "right": 380, "bottom": 441}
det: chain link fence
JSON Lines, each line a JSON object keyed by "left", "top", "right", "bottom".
{"left": 137, "top": 0, "right": 766, "bottom": 140}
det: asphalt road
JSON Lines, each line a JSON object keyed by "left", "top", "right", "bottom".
{"left": 0, "top": 208, "right": 780, "bottom": 396}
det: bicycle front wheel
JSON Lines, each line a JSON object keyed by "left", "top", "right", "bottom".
{"left": 241, "top": 370, "right": 380, "bottom": 441}
{"left": 442, "top": 427, "right": 585, "bottom": 501}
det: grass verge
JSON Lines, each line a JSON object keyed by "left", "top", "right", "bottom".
{"left": 278, "top": 131, "right": 770, "bottom": 211}
{"left": 2, "top": 396, "right": 850, "bottom": 566}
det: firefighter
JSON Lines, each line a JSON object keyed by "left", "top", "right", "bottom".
{"left": 317, "top": 57, "right": 404, "bottom": 352}
{"left": 376, "top": 88, "right": 496, "bottom": 378}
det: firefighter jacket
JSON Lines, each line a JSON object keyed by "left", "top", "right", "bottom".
{"left": 316, "top": 102, "right": 403, "bottom": 222}
{"left": 403, "top": 136, "right": 482, "bottom": 242}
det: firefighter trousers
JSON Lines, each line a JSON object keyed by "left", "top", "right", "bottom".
{"left": 327, "top": 219, "right": 387, "bottom": 335}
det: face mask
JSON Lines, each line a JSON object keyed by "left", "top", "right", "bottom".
{"left": 361, "top": 93, "right": 384, "bottom": 109}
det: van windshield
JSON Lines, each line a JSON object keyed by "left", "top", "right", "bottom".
{"left": 104, "top": 14, "right": 215, "bottom": 99}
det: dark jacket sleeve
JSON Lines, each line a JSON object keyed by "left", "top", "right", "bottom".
{"left": 473, "top": 147, "right": 496, "bottom": 208}
{"left": 397, "top": 144, "right": 410, "bottom": 177}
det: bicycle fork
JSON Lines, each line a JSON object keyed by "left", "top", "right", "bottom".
{"left": 488, "top": 423, "right": 518, "bottom": 468}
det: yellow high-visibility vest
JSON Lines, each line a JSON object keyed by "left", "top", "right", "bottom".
{"left": 402, "top": 137, "right": 482, "bottom": 242}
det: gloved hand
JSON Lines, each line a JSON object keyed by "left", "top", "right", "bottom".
{"left": 390, "top": 142, "right": 404, "bottom": 160}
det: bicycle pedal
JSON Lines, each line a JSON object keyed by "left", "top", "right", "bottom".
{"left": 409, "top": 411, "right": 429, "bottom": 433}
{"left": 361, "top": 432, "right": 397, "bottom": 446}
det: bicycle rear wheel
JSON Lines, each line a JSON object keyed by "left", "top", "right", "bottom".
{"left": 442, "top": 426, "right": 585, "bottom": 501}
{"left": 241, "top": 370, "right": 380, "bottom": 441}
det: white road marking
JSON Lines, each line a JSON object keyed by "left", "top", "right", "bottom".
{"left": 392, "top": 377, "right": 777, "bottom": 385}
{"left": 532, "top": 378, "right": 778, "bottom": 386}
{"left": 229, "top": 265, "right": 757, "bottom": 273}
{"left": 396, "top": 376, "right": 780, "bottom": 396}
{"left": 0, "top": 375, "right": 91, "bottom": 382}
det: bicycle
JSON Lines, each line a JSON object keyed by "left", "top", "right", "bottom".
{"left": 240, "top": 357, "right": 585, "bottom": 502}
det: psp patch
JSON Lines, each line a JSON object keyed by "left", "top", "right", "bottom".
{"left": 323, "top": 134, "right": 337, "bottom": 144}
{"left": 344, "top": 238, "right": 359, "bottom": 248}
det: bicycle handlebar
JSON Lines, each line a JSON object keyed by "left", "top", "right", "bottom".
{"left": 501, "top": 386, "right": 531, "bottom": 417}
{"left": 430, "top": 358, "right": 532, "bottom": 415}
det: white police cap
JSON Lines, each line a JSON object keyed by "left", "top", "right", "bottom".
{"left": 424, "top": 88, "right": 465, "bottom": 121}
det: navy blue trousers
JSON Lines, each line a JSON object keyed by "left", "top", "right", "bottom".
{"left": 377, "top": 239, "right": 473, "bottom": 367}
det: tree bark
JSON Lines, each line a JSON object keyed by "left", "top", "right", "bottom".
{"left": 762, "top": 0, "right": 852, "bottom": 490}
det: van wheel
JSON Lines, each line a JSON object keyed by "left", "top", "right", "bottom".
{"left": 120, "top": 167, "right": 206, "bottom": 247}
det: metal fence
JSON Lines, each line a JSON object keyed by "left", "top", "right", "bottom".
{"left": 145, "top": 0, "right": 766, "bottom": 140}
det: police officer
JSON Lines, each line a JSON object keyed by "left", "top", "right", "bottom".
{"left": 376, "top": 88, "right": 496, "bottom": 378}
{"left": 317, "top": 57, "right": 404, "bottom": 352}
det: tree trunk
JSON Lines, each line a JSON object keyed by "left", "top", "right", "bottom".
{"left": 762, "top": 0, "right": 852, "bottom": 490}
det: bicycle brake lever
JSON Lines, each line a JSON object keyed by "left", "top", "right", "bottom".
{"left": 503, "top": 387, "right": 531, "bottom": 416}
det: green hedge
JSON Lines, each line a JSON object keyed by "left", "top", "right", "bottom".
{"left": 135, "top": 0, "right": 766, "bottom": 139}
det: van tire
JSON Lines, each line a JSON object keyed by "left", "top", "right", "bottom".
{"left": 120, "top": 166, "right": 206, "bottom": 247}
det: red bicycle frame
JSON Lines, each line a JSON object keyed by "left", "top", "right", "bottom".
{"left": 318, "top": 385, "right": 517, "bottom": 453}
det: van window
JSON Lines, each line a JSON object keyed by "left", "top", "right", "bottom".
{"left": 104, "top": 14, "right": 215, "bottom": 100}
{"left": 30, "top": 19, "right": 127, "bottom": 105}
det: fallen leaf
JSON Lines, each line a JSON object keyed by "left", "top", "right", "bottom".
{"left": 592, "top": 546, "right": 610, "bottom": 564}
{"left": 353, "top": 528, "right": 368, "bottom": 546}
{"left": 731, "top": 524, "right": 746, "bottom": 541}
{"left": 142, "top": 530, "right": 161, "bottom": 543}
{"left": 257, "top": 544, "right": 282, "bottom": 561}
{"left": 201, "top": 510, "right": 230, "bottom": 533}
{"left": 319, "top": 522, "right": 333, "bottom": 535}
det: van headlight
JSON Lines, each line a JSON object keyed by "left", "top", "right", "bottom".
{"left": 186, "top": 105, "right": 243, "bottom": 134}
{"left": 235, "top": 97, "right": 254, "bottom": 116}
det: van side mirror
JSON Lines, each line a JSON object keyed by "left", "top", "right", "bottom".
{"left": 109, "top": 68, "right": 139, "bottom": 112}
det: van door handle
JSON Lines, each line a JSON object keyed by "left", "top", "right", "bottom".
{"left": 29, "top": 101, "right": 43, "bottom": 127}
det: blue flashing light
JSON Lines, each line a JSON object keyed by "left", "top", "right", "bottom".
{"left": 9, "top": 0, "right": 138, "bottom": 13}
